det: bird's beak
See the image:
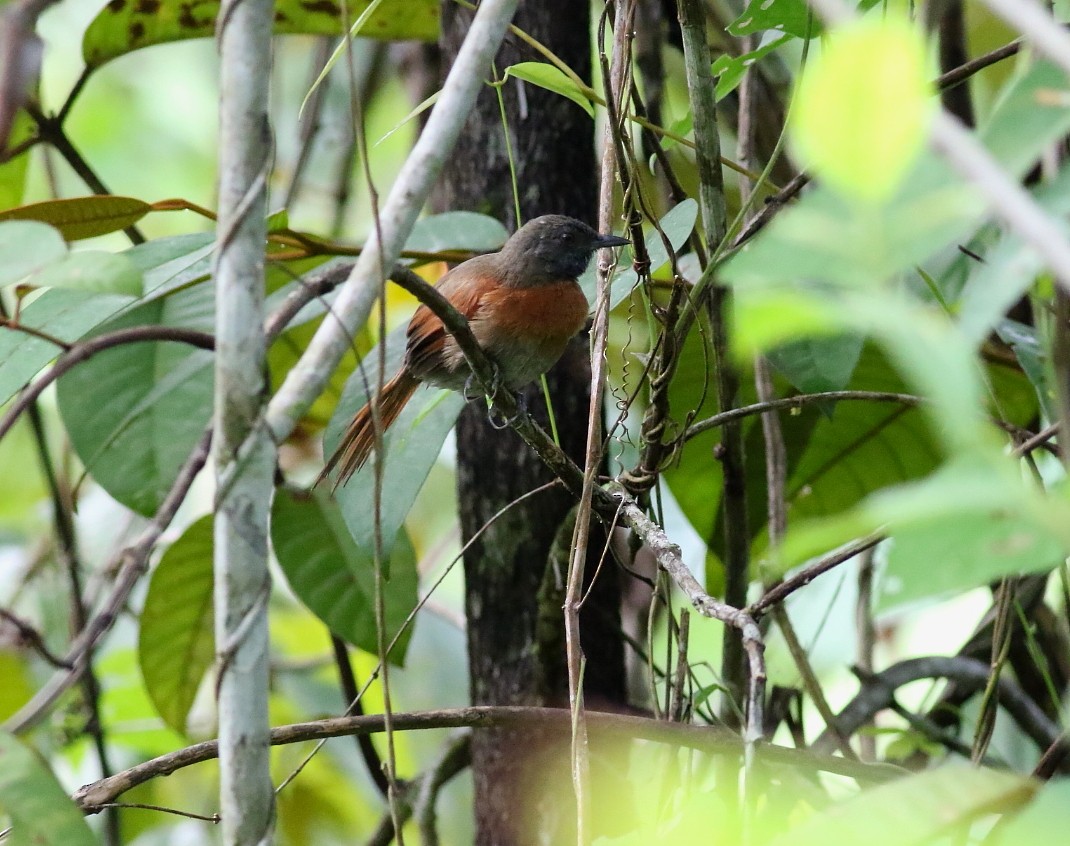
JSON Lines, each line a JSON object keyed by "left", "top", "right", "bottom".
{"left": 594, "top": 233, "right": 630, "bottom": 248}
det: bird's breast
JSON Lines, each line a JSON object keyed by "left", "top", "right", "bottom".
{"left": 473, "top": 280, "right": 590, "bottom": 388}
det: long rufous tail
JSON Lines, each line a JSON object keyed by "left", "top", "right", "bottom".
{"left": 318, "top": 370, "right": 419, "bottom": 488}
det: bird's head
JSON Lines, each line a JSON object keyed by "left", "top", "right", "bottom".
{"left": 500, "top": 215, "right": 629, "bottom": 284}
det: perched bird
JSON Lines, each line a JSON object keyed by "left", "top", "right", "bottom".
{"left": 321, "top": 214, "right": 629, "bottom": 486}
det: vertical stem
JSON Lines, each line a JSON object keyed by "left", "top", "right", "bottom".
{"left": 563, "top": 4, "right": 630, "bottom": 839}
{"left": 213, "top": 0, "right": 277, "bottom": 842}
{"left": 676, "top": 0, "right": 749, "bottom": 725}
{"left": 856, "top": 546, "right": 877, "bottom": 760}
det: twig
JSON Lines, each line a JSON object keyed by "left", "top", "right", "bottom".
{"left": 0, "top": 326, "right": 214, "bottom": 444}
{"left": 94, "top": 803, "right": 220, "bottom": 824}
{"left": 749, "top": 534, "right": 884, "bottom": 617}
{"left": 685, "top": 391, "right": 923, "bottom": 440}
{"left": 608, "top": 483, "right": 766, "bottom": 744}
{"left": 0, "top": 608, "right": 70, "bottom": 668}
{"left": 3, "top": 428, "right": 213, "bottom": 734}
{"left": 74, "top": 703, "right": 900, "bottom": 811}
{"left": 330, "top": 635, "right": 389, "bottom": 798}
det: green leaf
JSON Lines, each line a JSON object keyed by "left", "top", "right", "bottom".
{"left": 376, "top": 90, "right": 440, "bottom": 147}
{"left": 712, "top": 35, "right": 792, "bottom": 101}
{"left": 882, "top": 508, "right": 1065, "bottom": 611}
{"left": 32, "top": 250, "right": 142, "bottom": 296}
{"left": 272, "top": 488, "right": 418, "bottom": 663}
{"left": 404, "top": 211, "right": 509, "bottom": 255}
{"left": 0, "top": 196, "right": 152, "bottom": 241}
{"left": 766, "top": 335, "right": 864, "bottom": 394}
{"left": 503, "top": 62, "right": 595, "bottom": 117}
{"left": 0, "top": 732, "right": 99, "bottom": 846}
{"left": 993, "top": 781, "right": 1070, "bottom": 844}
{"left": 56, "top": 284, "right": 214, "bottom": 516}
{"left": 0, "top": 221, "right": 67, "bottom": 286}
{"left": 728, "top": 60, "right": 1070, "bottom": 296}
{"left": 0, "top": 289, "right": 135, "bottom": 406}
{"left": 792, "top": 18, "right": 934, "bottom": 202}
{"left": 580, "top": 199, "right": 696, "bottom": 308}
{"left": 139, "top": 514, "right": 214, "bottom": 735}
{"left": 83, "top": 0, "right": 440, "bottom": 68}
{"left": 771, "top": 761, "right": 1033, "bottom": 846}
{"left": 728, "top": 0, "right": 818, "bottom": 39}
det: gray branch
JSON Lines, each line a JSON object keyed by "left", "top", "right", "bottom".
{"left": 212, "top": 0, "right": 276, "bottom": 841}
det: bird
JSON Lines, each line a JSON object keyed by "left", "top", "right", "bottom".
{"left": 320, "top": 214, "right": 630, "bottom": 487}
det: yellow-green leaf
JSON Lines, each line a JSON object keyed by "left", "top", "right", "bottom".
{"left": 504, "top": 62, "right": 595, "bottom": 118}
{"left": 82, "top": 0, "right": 440, "bottom": 69}
{"left": 0, "top": 196, "right": 152, "bottom": 241}
{"left": 791, "top": 18, "right": 934, "bottom": 202}
{"left": 138, "top": 515, "right": 214, "bottom": 735}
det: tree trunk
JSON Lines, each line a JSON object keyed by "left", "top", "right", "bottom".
{"left": 437, "top": 3, "right": 627, "bottom": 843}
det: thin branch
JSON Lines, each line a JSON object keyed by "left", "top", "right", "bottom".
{"left": 365, "top": 734, "right": 471, "bottom": 846}
{"left": 3, "top": 428, "right": 213, "bottom": 734}
{"left": 685, "top": 391, "right": 923, "bottom": 440}
{"left": 975, "top": 0, "right": 1070, "bottom": 79}
{"left": 330, "top": 635, "right": 389, "bottom": 798}
{"left": 74, "top": 704, "right": 900, "bottom": 811}
{"left": 608, "top": 483, "right": 766, "bottom": 744}
{"left": 0, "top": 326, "right": 214, "bottom": 445}
{"left": 750, "top": 534, "right": 884, "bottom": 617}
{"left": 0, "top": 607, "right": 70, "bottom": 668}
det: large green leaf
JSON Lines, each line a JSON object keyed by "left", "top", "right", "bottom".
{"left": 31, "top": 250, "right": 142, "bottom": 296}
{"left": 138, "top": 515, "right": 214, "bottom": 735}
{"left": 0, "top": 732, "right": 99, "bottom": 846}
{"left": 0, "top": 234, "right": 212, "bottom": 407}
{"left": 323, "top": 326, "right": 464, "bottom": 553}
{"left": 82, "top": 0, "right": 440, "bottom": 68}
{"left": 0, "top": 220, "right": 67, "bottom": 286}
{"left": 994, "top": 781, "right": 1070, "bottom": 844}
{"left": 0, "top": 289, "right": 136, "bottom": 406}
{"left": 404, "top": 211, "right": 509, "bottom": 255}
{"left": 770, "top": 767, "right": 1034, "bottom": 846}
{"left": 271, "top": 488, "right": 418, "bottom": 663}
{"left": 56, "top": 283, "right": 214, "bottom": 515}
{"left": 725, "top": 61, "right": 1070, "bottom": 293}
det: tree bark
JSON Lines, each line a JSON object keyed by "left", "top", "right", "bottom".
{"left": 437, "top": 3, "right": 627, "bottom": 843}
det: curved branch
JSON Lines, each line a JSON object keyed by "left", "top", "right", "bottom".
{"left": 813, "top": 656, "right": 1066, "bottom": 762}
{"left": 74, "top": 704, "right": 901, "bottom": 812}
{"left": 0, "top": 326, "right": 214, "bottom": 444}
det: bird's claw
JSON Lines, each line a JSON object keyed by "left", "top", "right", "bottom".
{"left": 463, "top": 365, "right": 504, "bottom": 402}
{"left": 487, "top": 391, "right": 528, "bottom": 430}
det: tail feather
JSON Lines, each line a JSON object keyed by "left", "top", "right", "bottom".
{"left": 318, "top": 371, "right": 419, "bottom": 488}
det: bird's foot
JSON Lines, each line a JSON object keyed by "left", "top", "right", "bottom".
{"left": 463, "top": 365, "right": 504, "bottom": 402}
{"left": 487, "top": 390, "right": 528, "bottom": 430}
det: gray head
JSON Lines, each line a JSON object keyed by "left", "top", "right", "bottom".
{"left": 498, "top": 215, "right": 629, "bottom": 285}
